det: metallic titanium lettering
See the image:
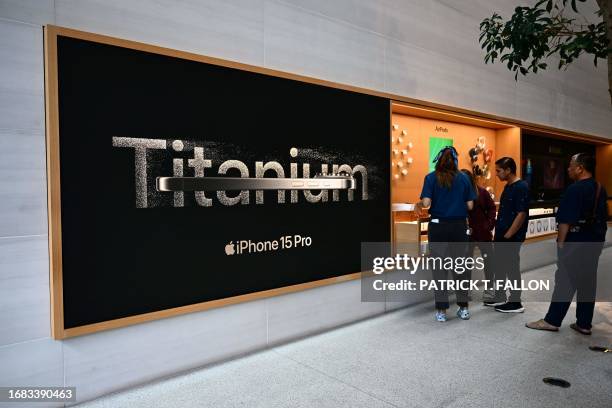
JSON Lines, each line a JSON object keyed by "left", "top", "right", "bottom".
{"left": 217, "top": 160, "right": 249, "bottom": 206}
{"left": 332, "top": 164, "right": 368, "bottom": 201}
{"left": 173, "top": 158, "right": 184, "bottom": 207}
{"left": 352, "top": 165, "right": 368, "bottom": 200}
{"left": 188, "top": 147, "right": 212, "bottom": 207}
{"left": 112, "top": 137, "right": 370, "bottom": 208}
{"left": 290, "top": 162, "right": 299, "bottom": 203}
{"left": 255, "top": 161, "right": 286, "bottom": 204}
{"left": 111, "top": 137, "right": 166, "bottom": 208}
{"left": 302, "top": 164, "right": 329, "bottom": 203}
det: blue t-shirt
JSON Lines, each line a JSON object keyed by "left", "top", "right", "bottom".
{"left": 420, "top": 171, "right": 477, "bottom": 220}
{"left": 556, "top": 178, "right": 608, "bottom": 242}
{"left": 495, "top": 179, "right": 530, "bottom": 241}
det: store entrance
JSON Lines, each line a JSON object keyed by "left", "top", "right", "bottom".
{"left": 390, "top": 102, "right": 520, "bottom": 249}
{"left": 389, "top": 102, "right": 611, "bottom": 248}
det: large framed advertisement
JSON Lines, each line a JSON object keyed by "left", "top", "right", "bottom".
{"left": 45, "top": 26, "right": 390, "bottom": 338}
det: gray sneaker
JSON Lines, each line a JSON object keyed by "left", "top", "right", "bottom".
{"left": 456, "top": 307, "right": 471, "bottom": 320}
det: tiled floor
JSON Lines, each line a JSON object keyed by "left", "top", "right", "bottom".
{"left": 76, "top": 252, "right": 612, "bottom": 408}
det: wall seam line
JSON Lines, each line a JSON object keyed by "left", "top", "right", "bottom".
{"left": 0, "top": 234, "right": 47, "bottom": 241}
{"left": 0, "top": 16, "right": 43, "bottom": 28}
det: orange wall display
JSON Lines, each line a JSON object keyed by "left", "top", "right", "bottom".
{"left": 596, "top": 144, "right": 612, "bottom": 216}
{"left": 494, "top": 127, "right": 521, "bottom": 198}
{"left": 596, "top": 144, "right": 612, "bottom": 193}
{"left": 391, "top": 114, "right": 516, "bottom": 203}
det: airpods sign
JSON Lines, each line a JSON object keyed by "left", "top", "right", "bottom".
{"left": 50, "top": 31, "right": 390, "bottom": 333}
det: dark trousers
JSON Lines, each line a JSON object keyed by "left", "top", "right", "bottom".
{"left": 468, "top": 241, "right": 493, "bottom": 281}
{"left": 493, "top": 236, "right": 523, "bottom": 303}
{"left": 428, "top": 220, "right": 470, "bottom": 310}
{"left": 544, "top": 243, "right": 603, "bottom": 330}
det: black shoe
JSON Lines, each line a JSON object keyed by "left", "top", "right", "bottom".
{"left": 484, "top": 300, "right": 506, "bottom": 307}
{"left": 494, "top": 302, "right": 524, "bottom": 313}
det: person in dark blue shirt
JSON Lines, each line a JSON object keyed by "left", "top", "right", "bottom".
{"left": 487, "top": 157, "right": 530, "bottom": 313}
{"left": 416, "top": 146, "right": 477, "bottom": 322}
{"left": 527, "top": 153, "right": 608, "bottom": 335}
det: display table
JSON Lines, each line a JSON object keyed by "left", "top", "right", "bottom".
{"left": 393, "top": 221, "right": 421, "bottom": 256}
{"left": 526, "top": 205, "right": 558, "bottom": 239}
{"left": 392, "top": 203, "right": 421, "bottom": 255}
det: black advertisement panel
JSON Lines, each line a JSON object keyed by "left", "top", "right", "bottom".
{"left": 54, "top": 35, "right": 390, "bottom": 330}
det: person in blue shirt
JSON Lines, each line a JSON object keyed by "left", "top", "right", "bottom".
{"left": 487, "top": 157, "right": 530, "bottom": 313}
{"left": 415, "top": 146, "right": 477, "bottom": 322}
{"left": 527, "top": 153, "right": 608, "bottom": 335}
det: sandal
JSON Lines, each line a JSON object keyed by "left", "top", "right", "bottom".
{"left": 525, "top": 319, "right": 559, "bottom": 332}
{"left": 570, "top": 323, "right": 591, "bottom": 335}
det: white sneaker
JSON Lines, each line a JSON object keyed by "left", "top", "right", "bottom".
{"left": 435, "top": 310, "right": 447, "bottom": 322}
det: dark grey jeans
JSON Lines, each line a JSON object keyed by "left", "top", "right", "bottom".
{"left": 492, "top": 237, "right": 523, "bottom": 303}
{"left": 428, "top": 220, "right": 470, "bottom": 309}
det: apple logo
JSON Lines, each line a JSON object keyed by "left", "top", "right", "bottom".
{"left": 225, "top": 241, "right": 236, "bottom": 256}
